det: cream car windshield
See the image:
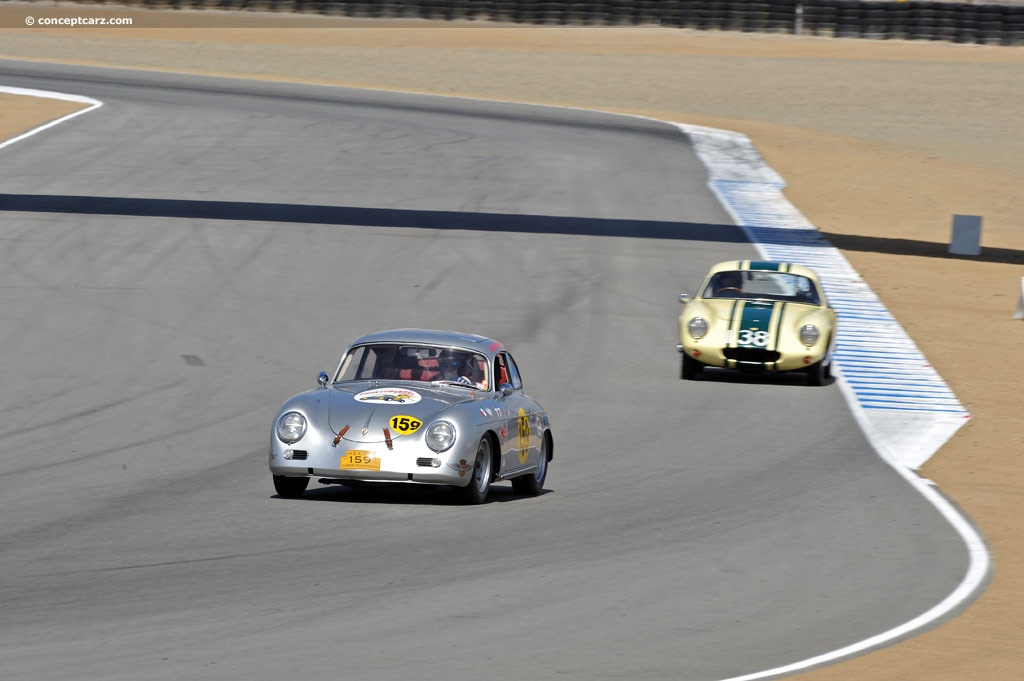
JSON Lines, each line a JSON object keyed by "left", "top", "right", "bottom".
{"left": 703, "top": 271, "right": 820, "bottom": 304}
{"left": 335, "top": 344, "right": 489, "bottom": 388}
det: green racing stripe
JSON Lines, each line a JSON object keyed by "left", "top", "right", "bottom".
{"left": 738, "top": 301, "right": 774, "bottom": 345}
{"left": 729, "top": 300, "right": 788, "bottom": 358}
{"left": 744, "top": 261, "right": 788, "bottom": 272}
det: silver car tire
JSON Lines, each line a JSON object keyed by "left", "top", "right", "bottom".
{"left": 273, "top": 475, "right": 309, "bottom": 499}
{"left": 456, "top": 437, "right": 493, "bottom": 505}
{"left": 512, "top": 434, "right": 548, "bottom": 496}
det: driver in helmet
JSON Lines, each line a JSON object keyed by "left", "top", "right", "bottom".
{"left": 713, "top": 271, "right": 744, "bottom": 297}
{"left": 438, "top": 350, "right": 477, "bottom": 387}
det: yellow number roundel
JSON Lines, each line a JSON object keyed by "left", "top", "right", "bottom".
{"left": 517, "top": 408, "right": 530, "bottom": 464}
{"left": 389, "top": 415, "right": 423, "bottom": 435}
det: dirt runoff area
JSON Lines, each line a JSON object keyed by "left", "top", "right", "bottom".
{"left": 1, "top": 2, "right": 1022, "bottom": 679}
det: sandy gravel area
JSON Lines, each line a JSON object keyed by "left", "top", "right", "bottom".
{"left": 1, "top": 3, "right": 1022, "bottom": 679}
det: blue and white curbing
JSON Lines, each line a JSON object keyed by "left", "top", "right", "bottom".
{"left": 676, "top": 123, "right": 970, "bottom": 471}
{"left": 673, "top": 124, "right": 987, "bottom": 681}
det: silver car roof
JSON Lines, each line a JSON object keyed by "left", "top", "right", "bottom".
{"left": 348, "top": 328, "right": 505, "bottom": 357}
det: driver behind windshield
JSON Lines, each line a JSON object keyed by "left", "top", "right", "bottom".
{"left": 438, "top": 350, "right": 486, "bottom": 389}
{"left": 710, "top": 271, "right": 744, "bottom": 297}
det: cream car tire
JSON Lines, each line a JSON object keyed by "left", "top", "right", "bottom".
{"left": 681, "top": 353, "right": 702, "bottom": 380}
{"left": 806, "top": 359, "right": 830, "bottom": 386}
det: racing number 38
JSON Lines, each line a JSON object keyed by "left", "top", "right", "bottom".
{"left": 737, "top": 330, "right": 770, "bottom": 347}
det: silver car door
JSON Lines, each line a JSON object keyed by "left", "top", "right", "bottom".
{"left": 503, "top": 352, "right": 538, "bottom": 471}
{"left": 493, "top": 353, "right": 522, "bottom": 473}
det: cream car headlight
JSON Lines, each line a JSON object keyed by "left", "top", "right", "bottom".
{"left": 687, "top": 317, "right": 708, "bottom": 340}
{"left": 799, "top": 324, "right": 821, "bottom": 347}
{"left": 276, "top": 412, "right": 307, "bottom": 444}
{"left": 425, "top": 421, "right": 456, "bottom": 453}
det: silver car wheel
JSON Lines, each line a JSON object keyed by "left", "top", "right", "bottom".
{"left": 512, "top": 435, "right": 548, "bottom": 497}
{"left": 457, "top": 437, "right": 493, "bottom": 504}
{"left": 472, "top": 438, "right": 492, "bottom": 494}
{"left": 534, "top": 442, "right": 548, "bottom": 483}
{"left": 273, "top": 475, "right": 309, "bottom": 499}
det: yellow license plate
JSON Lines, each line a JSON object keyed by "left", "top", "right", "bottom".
{"left": 340, "top": 450, "right": 379, "bottom": 471}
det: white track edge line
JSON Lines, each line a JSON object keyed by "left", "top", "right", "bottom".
{"left": 0, "top": 85, "right": 103, "bottom": 151}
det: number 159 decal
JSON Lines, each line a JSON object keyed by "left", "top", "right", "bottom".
{"left": 389, "top": 415, "right": 423, "bottom": 434}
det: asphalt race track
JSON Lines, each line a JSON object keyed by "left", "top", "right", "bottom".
{"left": 0, "top": 61, "right": 973, "bottom": 681}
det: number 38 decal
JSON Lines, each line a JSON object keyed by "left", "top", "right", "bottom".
{"left": 737, "top": 329, "right": 770, "bottom": 347}
{"left": 389, "top": 415, "right": 423, "bottom": 435}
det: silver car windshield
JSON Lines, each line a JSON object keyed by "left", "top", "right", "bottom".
{"left": 335, "top": 344, "right": 490, "bottom": 389}
{"left": 703, "top": 270, "right": 820, "bottom": 304}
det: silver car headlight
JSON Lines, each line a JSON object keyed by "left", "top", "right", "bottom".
{"left": 276, "top": 412, "right": 307, "bottom": 444}
{"left": 687, "top": 317, "right": 708, "bottom": 340}
{"left": 799, "top": 324, "right": 821, "bottom": 347}
{"left": 425, "top": 421, "right": 456, "bottom": 453}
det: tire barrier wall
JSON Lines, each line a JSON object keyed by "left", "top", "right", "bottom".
{"left": 106, "top": 1, "right": 1024, "bottom": 46}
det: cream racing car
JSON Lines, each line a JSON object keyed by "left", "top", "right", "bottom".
{"left": 677, "top": 261, "right": 837, "bottom": 385}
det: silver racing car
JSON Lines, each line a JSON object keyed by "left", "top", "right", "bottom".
{"left": 269, "top": 329, "right": 553, "bottom": 504}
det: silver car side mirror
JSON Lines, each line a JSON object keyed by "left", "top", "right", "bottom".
{"left": 679, "top": 292, "right": 690, "bottom": 304}
{"left": 317, "top": 372, "right": 329, "bottom": 387}
{"left": 500, "top": 383, "right": 514, "bottom": 396}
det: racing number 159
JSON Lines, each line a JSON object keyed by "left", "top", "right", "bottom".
{"left": 389, "top": 415, "right": 422, "bottom": 434}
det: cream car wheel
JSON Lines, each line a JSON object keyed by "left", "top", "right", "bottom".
{"left": 806, "top": 360, "right": 828, "bottom": 386}
{"left": 681, "top": 353, "right": 701, "bottom": 380}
